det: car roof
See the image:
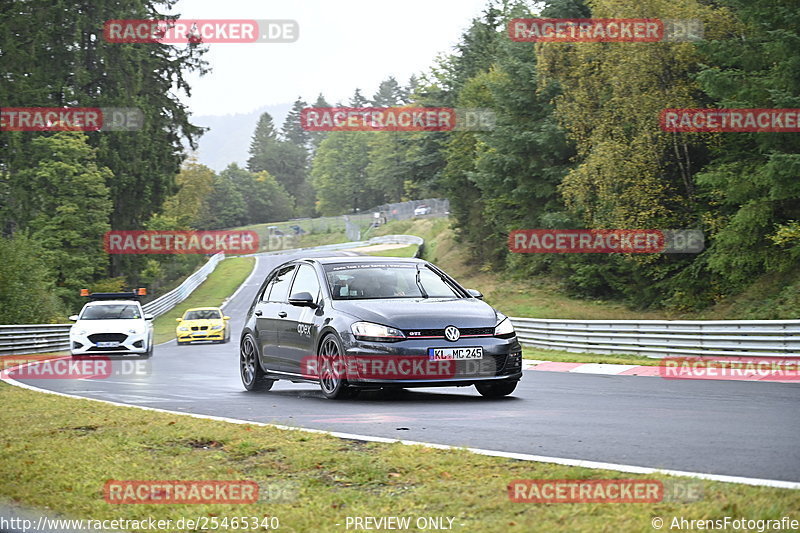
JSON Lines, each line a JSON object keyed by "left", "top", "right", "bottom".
{"left": 301, "top": 256, "right": 426, "bottom": 265}
{"left": 85, "top": 300, "right": 141, "bottom": 306}
{"left": 184, "top": 307, "right": 222, "bottom": 311}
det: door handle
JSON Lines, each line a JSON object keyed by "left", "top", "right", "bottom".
{"left": 278, "top": 311, "right": 288, "bottom": 318}
{"left": 255, "top": 310, "right": 262, "bottom": 316}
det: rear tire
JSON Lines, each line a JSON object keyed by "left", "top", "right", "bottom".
{"left": 318, "top": 334, "right": 358, "bottom": 400}
{"left": 475, "top": 380, "right": 517, "bottom": 398}
{"left": 240, "top": 334, "right": 274, "bottom": 391}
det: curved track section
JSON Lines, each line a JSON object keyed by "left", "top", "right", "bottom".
{"left": 4, "top": 251, "right": 800, "bottom": 486}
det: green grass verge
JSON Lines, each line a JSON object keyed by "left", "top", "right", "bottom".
{"left": 522, "top": 347, "right": 662, "bottom": 366}
{"left": 361, "top": 244, "right": 419, "bottom": 258}
{"left": 1, "top": 382, "right": 797, "bottom": 532}
{"left": 152, "top": 257, "right": 255, "bottom": 344}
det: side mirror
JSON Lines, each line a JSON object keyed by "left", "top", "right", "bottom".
{"left": 68, "top": 315, "right": 79, "bottom": 321}
{"left": 176, "top": 318, "right": 182, "bottom": 322}
{"left": 288, "top": 292, "right": 317, "bottom": 308}
{"left": 466, "top": 289, "right": 483, "bottom": 299}
{"left": 223, "top": 316, "right": 231, "bottom": 320}
{"left": 144, "top": 314, "right": 154, "bottom": 320}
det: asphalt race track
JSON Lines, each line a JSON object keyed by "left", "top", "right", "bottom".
{"left": 7, "top": 251, "right": 800, "bottom": 484}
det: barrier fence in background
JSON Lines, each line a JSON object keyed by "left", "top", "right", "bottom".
{"left": 0, "top": 253, "right": 225, "bottom": 356}
{"left": 3, "top": 238, "right": 798, "bottom": 358}
{"left": 510, "top": 317, "right": 800, "bottom": 358}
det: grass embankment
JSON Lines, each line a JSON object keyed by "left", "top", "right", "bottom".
{"left": 151, "top": 256, "right": 254, "bottom": 344}
{"left": 368, "top": 218, "right": 800, "bottom": 365}
{"left": 0, "top": 383, "right": 797, "bottom": 532}
{"left": 371, "top": 218, "right": 670, "bottom": 321}
{"left": 358, "top": 244, "right": 419, "bottom": 258}
{"left": 236, "top": 219, "right": 348, "bottom": 252}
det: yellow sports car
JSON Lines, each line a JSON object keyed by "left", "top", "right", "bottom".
{"left": 176, "top": 307, "right": 231, "bottom": 345}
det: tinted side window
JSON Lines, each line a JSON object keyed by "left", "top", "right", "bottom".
{"left": 290, "top": 264, "right": 320, "bottom": 301}
{"left": 267, "top": 265, "right": 297, "bottom": 303}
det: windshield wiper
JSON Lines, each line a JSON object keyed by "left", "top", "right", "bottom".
{"left": 415, "top": 264, "right": 429, "bottom": 298}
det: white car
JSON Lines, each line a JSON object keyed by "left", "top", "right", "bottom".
{"left": 413, "top": 205, "right": 431, "bottom": 216}
{"left": 69, "top": 299, "right": 154, "bottom": 358}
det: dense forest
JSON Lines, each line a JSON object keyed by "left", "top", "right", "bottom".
{"left": 1, "top": 0, "right": 798, "bottom": 322}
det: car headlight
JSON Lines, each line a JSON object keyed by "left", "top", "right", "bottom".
{"left": 128, "top": 328, "right": 140, "bottom": 334}
{"left": 210, "top": 325, "right": 223, "bottom": 330}
{"left": 177, "top": 326, "right": 189, "bottom": 331}
{"left": 75, "top": 329, "right": 87, "bottom": 336}
{"left": 351, "top": 321, "right": 406, "bottom": 342}
{"left": 494, "top": 318, "right": 516, "bottom": 338}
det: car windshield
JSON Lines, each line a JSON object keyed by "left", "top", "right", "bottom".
{"left": 81, "top": 304, "right": 141, "bottom": 320}
{"left": 324, "top": 263, "right": 461, "bottom": 300}
{"left": 184, "top": 309, "right": 222, "bottom": 320}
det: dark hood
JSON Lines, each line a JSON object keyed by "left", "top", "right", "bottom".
{"left": 330, "top": 297, "right": 500, "bottom": 329}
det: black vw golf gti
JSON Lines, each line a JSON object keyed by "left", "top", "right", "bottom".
{"left": 239, "top": 256, "right": 522, "bottom": 399}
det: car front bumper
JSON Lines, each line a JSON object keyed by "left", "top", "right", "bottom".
{"left": 338, "top": 333, "right": 523, "bottom": 388}
{"left": 177, "top": 329, "right": 226, "bottom": 342}
{"left": 70, "top": 331, "right": 150, "bottom": 355}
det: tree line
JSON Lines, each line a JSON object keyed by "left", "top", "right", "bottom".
{"left": 307, "top": 0, "right": 800, "bottom": 313}
{"left": 1, "top": 0, "right": 798, "bottom": 323}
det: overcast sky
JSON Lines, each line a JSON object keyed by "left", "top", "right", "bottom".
{"left": 169, "top": 0, "right": 499, "bottom": 116}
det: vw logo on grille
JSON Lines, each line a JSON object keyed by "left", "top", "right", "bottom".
{"left": 444, "top": 326, "right": 460, "bottom": 342}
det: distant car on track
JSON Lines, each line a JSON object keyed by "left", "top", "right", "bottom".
{"left": 239, "top": 256, "right": 522, "bottom": 399}
{"left": 69, "top": 290, "right": 154, "bottom": 358}
{"left": 413, "top": 204, "right": 431, "bottom": 216}
{"left": 176, "top": 307, "right": 231, "bottom": 345}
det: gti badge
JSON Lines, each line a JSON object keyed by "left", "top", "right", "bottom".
{"left": 444, "top": 326, "right": 460, "bottom": 342}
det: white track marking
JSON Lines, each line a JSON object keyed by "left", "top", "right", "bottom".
{"left": 2, "top": 371, "right": 798, "bottom": 490}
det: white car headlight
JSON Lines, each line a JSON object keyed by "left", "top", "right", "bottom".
{"left": 178, "top": 326, "right": 189, "bottom": 331}
{"left": 128, "top": 328, "right": 140, "bottom": 334}
{"left": 494, "top": 318, "right": 515, "bottom": 337}
{"left": 210, "top": 325, "right": 223, "bottom": 330}
{"left": 351, "top": 321, "right": 405, "bottom": 342}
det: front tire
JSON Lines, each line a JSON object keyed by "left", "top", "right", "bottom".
{"left": 317, "top": 334, "right": 358, "bottom": 400}
{"left": 240, "top": 334, "right": 274, "bottom": 391}
{"left": 475, "top": 380, "right": 517, "bottom": 398}
{"left": 141, "top": 338, "right": 153, "bottom": 359}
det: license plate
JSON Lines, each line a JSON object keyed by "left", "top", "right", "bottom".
{"left": 96, "top": 341, "right": 120, "bottom": 348}
{"left": 428, "top": 347, "right": 483, "bottom": 360}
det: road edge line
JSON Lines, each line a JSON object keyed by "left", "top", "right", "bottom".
{"left": 1, "top": 374, "right": 797, "bottom": 490}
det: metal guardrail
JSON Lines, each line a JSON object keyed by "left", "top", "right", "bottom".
{"left": 0, "top": 253, "right": 225, "bottom": 356}
{"left": 141, "top": 252, "right": 225, "bottom": 318}
{"left": 4, "top": 243, "right": 798, "bottom": 358}
{"left": 510, "top": 317, "right": 800, "bottom": 358}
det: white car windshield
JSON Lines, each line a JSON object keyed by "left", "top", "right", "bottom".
{"left": 81, "top": 304, "right": 141, "bottom": 320}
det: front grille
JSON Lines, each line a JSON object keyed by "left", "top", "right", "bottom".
{"left": 403, "top": 326, "right": 494, "bottom": 338}
{"left": 191, "top": 326, "right": 209, "bottom": 331}
{"left": 88, "top": 333, "right": 127, "bottom": 343}
{"left": 88, "top": 345, "right": 127, "bottom": 351}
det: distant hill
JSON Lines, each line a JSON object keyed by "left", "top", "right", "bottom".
{"left": 187, "top": 103, "right": 292, "bottom": 172}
